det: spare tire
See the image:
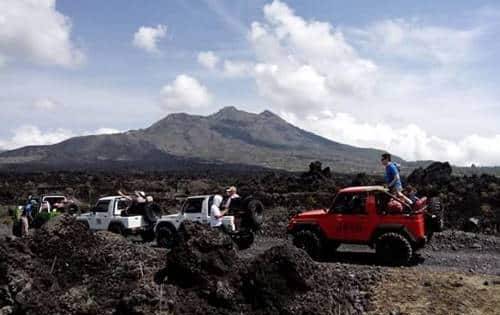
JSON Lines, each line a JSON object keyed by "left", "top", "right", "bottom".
{"left": 246, "top": 199, "right": 264, "bottom": 229}
{"left": 428, "top": 197, "right": 444, "bottom": 232}
{"left": 144, "top": 203, "right": 162, "bottom": 224}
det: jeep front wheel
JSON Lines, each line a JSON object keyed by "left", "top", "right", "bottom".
{"left": 375, "top": 232, "right": 413, "bottom": 266}
{"left": 156, "top": 224, "right": 177, "bottom": 249}
{"left": 293, "top": 230, "right": 323, "bottom": 260}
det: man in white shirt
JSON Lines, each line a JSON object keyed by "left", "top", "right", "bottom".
{"left": 223, "top": 186, "right": 240, "bottom": 211}
{"left": 210, "top": 194, "right": 228, "bottom": 228}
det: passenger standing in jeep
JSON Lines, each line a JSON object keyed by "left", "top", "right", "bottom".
{"left": 381, "top": 153, "right": 412, "bottom": 205}
{"left": 223, "top": 186, "right": 240, "bottom": 211}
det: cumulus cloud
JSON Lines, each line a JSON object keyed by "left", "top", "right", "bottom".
{"left": 197, "top": 51, "right": 219, "bottom": 69}
{"left": 132, "top": 24, "right": 167, "bottom": 53}
{"left": 248, "top": 0, "right": 377, "bottom": 115}
{"left": 0, "top": 0, "right": 85, "bottom": 68}
{"left": 294, "top": 111, "right": 500, "bottom": 166}
{"left": 0, "top": 125, "right": 122, "bottom": 151}
{"left": 33, "top": 98, "right": 60, "bottom": 111}
{"left": 223, "top": 0, "right": 500, "bottom": 166}
{"left": 159, "top": 74, "right": 212, "bottom": 113}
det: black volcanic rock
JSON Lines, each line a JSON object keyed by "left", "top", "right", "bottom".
{"left": 0, "top": 107, "right": 398, "bottom": 172}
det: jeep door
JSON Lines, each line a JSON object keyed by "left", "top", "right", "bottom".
{"left": 182, "top": 197, "right": 207, "bottom": 224}
{"left": 323, "top": 192, "right": 371, "bottom": 242}
{"left": 90, "top": 199, "right": 112, "bottom": 230}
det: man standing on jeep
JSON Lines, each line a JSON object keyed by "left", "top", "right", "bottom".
{"left": 223, "top": 186, "right": 240, "bottom": 211}
{"left": 381, "top": 153, "right": 412, "bottom": 204}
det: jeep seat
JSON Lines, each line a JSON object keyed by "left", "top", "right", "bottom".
{"left": 387, "top": 199, "right": 403, "bottom": 213}
{"left": 413, "top": 197, "right": 427, "bottom": 212}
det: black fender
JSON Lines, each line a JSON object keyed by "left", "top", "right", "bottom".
{"left": 288, "top": 222, "right": 325, "bottom": 239}
{"left": 154, "top": 221, "right": 177, "bottom": 234}
{"left": 369, "top": 224, "right": 417, "bottom": 247}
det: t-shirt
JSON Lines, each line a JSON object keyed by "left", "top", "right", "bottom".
{"left": 23, "top": 203, "right": 33, "bottom": 216}
{"left": 210, "top": 204, "right": 223, "bottom": 227}
{"left": 385, "top": 162, "right": 401, "bottom": 188}
{"left": 224, "top": 194, "right": 240, "bottom": 209}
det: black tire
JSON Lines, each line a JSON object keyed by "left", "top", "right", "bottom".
{"left": 375, "top": 232, "right": 413, "bottom": 266}
{"left": 240, "top": 199, "right": 264, "bottom": 231}
{"left": 68, "top": 205, "right": 79, "bottom": 215}
{"left": 323, "top": 241, "right": 341, "bottom": 259}
{"left": 428, "top": 197, "right": 444, "bottom": 232}
{"left": 293, "top": 230, "right": 323, "bottom": 260}
{"left": 144, "top": 203, "right": 162, "bottom": 224}
{"left": 230, "top": 230, "right": 255, "bottom": 250}
{"left": 108, "top": 223, "right": 125, "bottom": 236}
{"left": 141, "top": 230, "right": 156, "bottom": 242}
{"left": 156, "top": 224, "right": 177, "bottom": 249}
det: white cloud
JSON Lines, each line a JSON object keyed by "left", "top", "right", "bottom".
{"left": 197, "top": 51, "right": 219, "bottom": 69}
{"left": 349, "top": 19, "right": 481, "bottom": 64}
{"left": 159, "top": 74, "right": 212, "bottom": 113}
{"left": 132, "top": 24, "right": 167, "bottom": 53}
{"left": 0, "top": 125, "right": 75, "bottom": 150}
{"left": 226, "top": 0, "right": 500, "bottom": 166}
{"left": 92, "top": 128, "right": 120, "bottom": 135}
{"left": 223, "top": 60, "right": 253, "bottom": 77}
{"left": 0, "top": 125, "right": 123, "bottom": 151}
{"left": 296, "top": 112, "right": 500, "bottom": 166}
{"left": 0, "top": 0, "right": 85, "bottom": 68}
{"left": 33, "top": 98, "right": 60, "bottom": 111}
{"left": 248, "top": 0, "right": 377, "bottom": 115}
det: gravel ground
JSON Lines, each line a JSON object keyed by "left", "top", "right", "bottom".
{"left": 245, "top": 231, "right": 500, "bottom": 275}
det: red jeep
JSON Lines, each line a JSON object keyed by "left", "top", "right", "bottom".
{"left": 287, "top": 186, "right": 443, "bottom": 265}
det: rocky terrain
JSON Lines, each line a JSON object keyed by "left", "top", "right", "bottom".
{"left": 1, "top": 160, "right": 500, "bottom": 233}
{"left": 1, "top": 162, "right": 500, "bottom": 314}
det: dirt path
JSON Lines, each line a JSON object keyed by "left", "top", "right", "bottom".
{"left": 242, "top": 235, "right": 500, "bottom": 274}
{"left": 368, "top": 269, "right": 500, "bottom": 315}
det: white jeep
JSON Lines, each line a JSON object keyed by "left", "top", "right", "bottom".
{"left": 154, "top": 195, "right": 261, "bottom": 250}
{"left": 76, "top": 196, "right": 158, "bottom": 241}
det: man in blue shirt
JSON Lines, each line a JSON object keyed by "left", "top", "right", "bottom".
{"left": 381, "top": 153, "right": 412, "bottom": 205}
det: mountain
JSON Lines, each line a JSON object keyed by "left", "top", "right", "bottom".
{"left": 0, "top": 107, "right": 401, "bottom": 173}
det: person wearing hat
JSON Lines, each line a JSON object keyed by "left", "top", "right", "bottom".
{"left": 223, "top": 186, "right": 240, "bottom": 211}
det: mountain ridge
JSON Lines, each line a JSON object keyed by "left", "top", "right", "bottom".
{"left": 0, "top": 107, "right": 402, "bottom": 173}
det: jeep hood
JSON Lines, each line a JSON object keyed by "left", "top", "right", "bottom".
{"left": 295, "top": 209, "right": 327, "bottom": 218}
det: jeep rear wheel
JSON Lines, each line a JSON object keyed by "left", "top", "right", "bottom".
{"left": 375, "top": 232, "right": 413, "bottom": 266}
{"left": 293, "top": 230, "right": 323, "bottom": 260}
{"left": 108, "top": 223, "right": 125, "bottom": 236}
{"left": 156, "top": 224, "right": 177, "bottom": 249}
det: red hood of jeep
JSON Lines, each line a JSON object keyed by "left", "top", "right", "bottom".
{"left": 295, "top": 209, "right": 327, "bottom": 218}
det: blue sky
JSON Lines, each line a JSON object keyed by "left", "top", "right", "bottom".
{"left": 1, "top": 0, "right": 500, "bottom": 165}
